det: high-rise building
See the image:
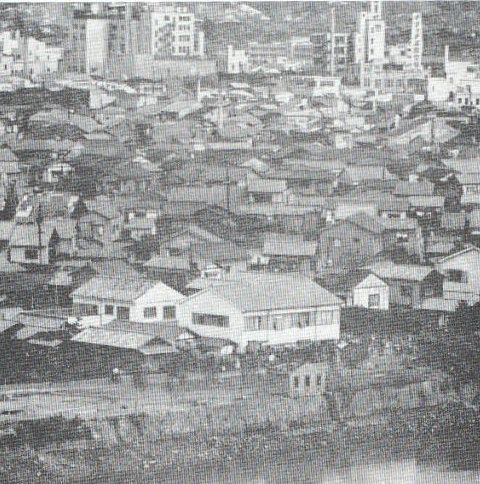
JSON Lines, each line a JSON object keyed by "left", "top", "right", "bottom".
{"left": 354, "top": 1, "right": 385, "bottom": 66}
{"left": 410, "top": 12, "right": 423, "bottom": 70}
{"left": 150, "top": 5, "right": 204, "bottom": 58}
{"left": 311, "top": 32, "right": 353, "bottom": 76}
{"left": 64, "top": 3, "right": 150, "bottom": 76}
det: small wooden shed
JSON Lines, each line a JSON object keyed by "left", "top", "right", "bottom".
{"left": 289, "top": 361, "right": 329, "bottom": 398}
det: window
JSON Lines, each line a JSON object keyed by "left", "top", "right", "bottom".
{"left": 400, "top": 285, "right": 412, "bottom": 298}
{"left": 144, "top": 307, "right": 157, "bottom": 319}
{"left": 25, "top": 248, "right": 39, "bottom": 260}
{"left": 105, "top": 305, "right": 114, "bottom": 315}
{"left": 193, "top": 313, "right": 229, "bottom": 327}
{"left": 293, "top": 376, "right": 299, "bottom": 388}
{"left": 446, "top": 269, "right": 468, "bottom": 283}
{"left": 117, "top": 306, "right": 130, "bottom": 321}
{"left": 78, "top": 303, "right": 98, "bottom": 316}
{"left": 316, "top": 374, "right": 323, "bottom": 386}
{"left": 305, "top": 375, "right": 311, "bottom": 388}
{"left": 368, "top": 294, "right": 380, "bottom": 308}
{"left": 163, "top": 306, "right": 176, "bottom": 320}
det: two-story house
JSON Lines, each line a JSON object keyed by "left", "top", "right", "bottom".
{"left": 381, "top": 217, "right": 424, "bottom": 260}
{"left": 316, "top": 212, "right": 394, "bottom": 276}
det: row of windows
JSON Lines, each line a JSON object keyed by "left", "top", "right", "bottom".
{"left": 293, "top": 374, "right": 323, "bottom": 388}
{"left": 76, "top": 304, "right": 176, "bottom": 320}
{"left": 193, "top": 313, "right": 229, "bottom": 327}
{"left": 244, "top": 311, "right": 338, "bottom": 331}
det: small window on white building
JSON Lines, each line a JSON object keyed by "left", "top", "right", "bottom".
{"left": 163, "top": 306, "right": 176, "bottom": 320}
{"left": 117, "top": 306, "right": 130, "bottom": 320}
{"left": 25, "top": 248, "right": 39, "bottom": 260}
{"left": 105, "top": 305, "right": 114, "bottom": 315}
{"left": 368, "top": 294, "right": 380, "bottom": 308}
{"left": 144, "top": 307, "right": 157, "bottom": 319}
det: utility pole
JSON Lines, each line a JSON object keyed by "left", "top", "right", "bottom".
{"left": 36, "top": 203, "right": 43, "bottom": 265}
{"left": 330, "top": 6, "right": 336, "bottom": 77}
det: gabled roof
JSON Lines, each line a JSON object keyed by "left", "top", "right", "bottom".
{"left": 71, "top": 276, "right": 182, "bottom": 303}
{"left": 441, "top": 212, "right": 467, "bottom": 231}
{"left": 458, "top": 173, "right": 480, "bottom": 185}
{"left": 381, "top": 218, "right": 419, "bottom": 231}
{"left": 368, "top": 261, "right": 437, "bottom": 282}
{"left": 144, "top": 255, "right": 191, "bottom": 271}
{"left": 263, "top": 232, "right": 317, "bottom": 257}
{"left": 0, "top": 146, "right": 17, "bottom": 162}
{"left": 85, "top": 196, "right": 122, "bottom": 220}
{"left": 436, "top": 245, "right": 480, "bottom": 264}
{"left": 394, "top": 180, "right": 435, "bottom": 197}
{"left": 9, "top": 223, "right": 57, "bottom": 247}
{"left": 189, "top": 273, "right": 342, "bottom": 312}
{"left": 247, "top": 177, "right": 287, "bottom": 193}
{"left": 376, "top": 197, "right": 410, "bottom": 212}
{"left": 190, "top": 241, "right": 247, "bottom": 263}
{"left": 408, "top": 195, "right": 444, "bottom": 208}
{"left": 344, "top": 212, "right": 386, "bottom": 235}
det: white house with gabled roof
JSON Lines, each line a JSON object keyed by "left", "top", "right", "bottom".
{"left": 178, "top": 273, "right": 342, "bottom": 352}
{"left": 71, "top": 276, "right": 184, "bottom": 323}
{"left": 435, "top": 245, "right": 480, "bottom": 304}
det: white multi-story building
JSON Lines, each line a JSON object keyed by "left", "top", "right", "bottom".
{"left": 226, "top": 45, "right": 249, "bottom": 74}
{"left": 150, "top": 5, "right": 204, "bottom": 58}
{"left": 0, "top": 31, "right": 63, "bottom": 77}
{"left": 354, "top": 1, "right": 385, "bottom": 66}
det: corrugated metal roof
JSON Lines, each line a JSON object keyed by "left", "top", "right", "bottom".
{"left": 408, "top": 196, "right": 445, "bottom": 208}
{"left": 394, "top": 181, "right": 434, "bottom": 197}
{"left": 369, "top": 261, "right": 435, "bottom": 282}
{"left": 263, "top": 233, "right": 317, "bottom": 257}
{"left": 247, "top": 177, "right": 287, "bottom": 193}
{"left": 72, "top": 327, "right": 153, "bottom": 349}
{"left": 72, "top": 276, "right": 182, "bottom": 303}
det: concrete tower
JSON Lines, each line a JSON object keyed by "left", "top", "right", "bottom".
{"left": 410, "top": 12, "right": 423, "bottom": 70}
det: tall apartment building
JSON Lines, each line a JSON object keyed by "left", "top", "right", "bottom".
{"left": 410, "top": 12, "right": 423, "bottom": 70}
{"left": 311, "top": 32, "right": 352, "bottom": 76}
{"left": 355, "top": 1, "right": 425, "bottom": 92}
{"left": 150, "top": 5, "right": 204, "bottom": 58}
{"left": 0, "top": 30, "right": 63, "bottom": 77}
{"left": 64, "top": 3, "right": 149, "bottom": 76}
{"left": 354, "top": 1, "right": 385, "bottom": 67}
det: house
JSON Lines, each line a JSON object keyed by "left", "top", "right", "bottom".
{"left": 125, "top": 217, "right": 157, "bottom": 240}
{"left": 179, "top": 273, "right": 342, "bottom": 352}
{"left": 159, "top": 224, "right": 225, "bottom": 256}
{"left": 408, "top": 196, "right": 445, "bottom": 221}
{"left": 416, "top": 298, "right": 458, "bottom": 328}
{"left": 71, "top": 276, "right": 184, "bottom": 323}
{"left": 458, "top": 173, "right": 480, "bottom": 200}
{"left": 289, "top": 361, "right": 329, "bottom": 398}
{"left": 468, "top": 209, "right": 480, "bottom": 243}
{"left": 368, "top": 262, "right": 444, "bottom": 308}
{"left": 380, "top": 217, "right": 424, "bottom": 260}
{"left": 78, "top": 196, "right": 123, "bottom": 242}
{"left": 377, "top": 197, "right": 410, "bottom": 219}
{"left": 315, "top": 212, "right": 394, "bottom": 276}
{"left": 265, "top": 167, "right": 342, "bottom": 195}
{"left": 441, "top": 212, "right": 468, "bottom": 235}
{"left": 247, "top": 176, "right": 289, "bottom": 204}
{"left": 394, "top": 180, "right": 435, "bottom": 198}
{"left": 190, "top": 241, "right": 248, "bottom": 277}
{"left": 9, "top": 223, "right": 60, "bottom": 265}
{"left": 343, "top": 165, "right": 397, "bottom": 186}
{"left": 42, "top": 163, "right": 74, "bottom": 184}
{"left": 435, "top": 246, "right": 480, "bottom": 304}
{"left": 258, "top": 232, "right": 317, "bottom": 275}
{"left": 352, "top": 273, "right": 390, "bottom": 310}
{"left": 237, "top": 204, "right": 321, "bottom": 234}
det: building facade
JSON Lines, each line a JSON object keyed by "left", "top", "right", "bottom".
{"left": 150, "top": 5, "right": 204, "bottom": 58}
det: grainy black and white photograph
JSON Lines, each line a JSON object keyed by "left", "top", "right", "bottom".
{"left": 0, "top": 0, "right": 480, "bottom": 481}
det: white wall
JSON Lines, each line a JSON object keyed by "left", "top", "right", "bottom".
{"left": 179, "top": 290, "right": 340, "bottom": 352}
{"left": 353, "top": 274, "right": 389, "bottom": 310}
{"left": 85, "top": 18, "right": 108, "bottom": 76}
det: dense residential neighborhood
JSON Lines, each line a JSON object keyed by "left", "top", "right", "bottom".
{"left": 1, "top": 1, "right": 480, "bottom": 481}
